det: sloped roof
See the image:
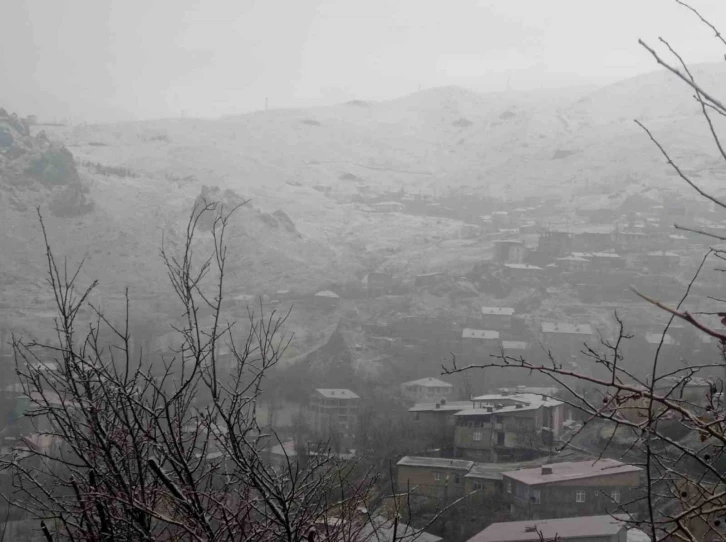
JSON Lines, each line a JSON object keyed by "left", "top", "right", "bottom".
{"left": 541, "top": 322, "right": 593, "bottom": 335}
{"left": 646, "top": 251, "right": 679, "bottom": 257}
{"left": 503, "top": 459, "right": 641, "bottom": 486}
{"left": 402, "top": 377, "right": 453, "bottom": 388}
{"left": 397, "top": 456, "right": 474, "bottom": 471}
{"left": 504, "top": 263, "right": 542, "bottom": 270}
{"left": 314, "top": 290, "right": 340, "bottom": 298}
{"left": 314, "top": 389, "right": 359, "bottom": 399}
{"left": 644, "top": 332, "right": 676, "bottom": 345}
{"left": 462, "top": 329, "right": 500, "bottom": 340}
{"left": 455, "top": 404, "right": 541, "bottom": 417}
{"left": 501, "top": 341, "right": 528, "bottom": 350}
{"left": 481, "top": 307, "right": 515, "bottom": 316}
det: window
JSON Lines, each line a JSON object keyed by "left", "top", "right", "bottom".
{"left": 434, "top": 472, "right": 442, "bottom": 481}
{"left": 414, "top": 413, "right": 420, "bottom": 421}
{"left": 506, "top": 480, "right": 512, "bottom": 494}
{"left": 473, "top": 431, "right": 483, "bottom": 441}
{"left": 473, "top": 482, "right": 485, "bottom": 491}
{"left": 576, "top": 491, "right": 586, "bottom": 503}
{"left": 611, "top": 489, "right": 621, "bottom": 503}
{"left": 531, "top": 489, "right": 541, "bottom": 504}
{"left": 454, "top": 475, "right": 461, "bottom": 484}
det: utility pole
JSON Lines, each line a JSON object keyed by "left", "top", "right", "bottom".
{"left": 265, "top": 97, "right": 268, "bottom": 111}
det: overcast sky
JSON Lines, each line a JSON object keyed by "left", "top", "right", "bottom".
{"left": 2, "top": 0, "right": 726, "bottom": 122}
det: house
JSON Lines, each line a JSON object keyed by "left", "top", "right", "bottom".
{"left": 556, "top": 255, "right": 591, "bottom": 273}
{"left": 396, "top": 456, "right": 474, "bottom": 499}
{"left": 500, "top": 341, "right": 529, "bottom": 353}
{"left": 453, "top": 395, "right": 565, "bottom": 461}
{"left": 537, "top": 230, "right": 573, "bottom": 258}
{"left": 415, "top": 272, "right": 446, "bottom": 287}
{"left": 494, "top": 240, "right": 527, "bottom": 264}
{"left": 643, "top": 332, "right": 681, "bottom": 371}
{"left": 503, "top": 264, "right": 543, "bottom": 281}
{"left": 481, "top": 307, "right": 515, "bottom": 330}
{"left": 268, "top": 440, "right": 355, "bottom": 472}
{"left": 645, "top": 251, "right": 680, "bottom": 270}
{"left": 654, "top": 376, "right": 716, "bottom": 408}
{"left": 409, "top": 399, "right": 474, "bottom": 448}
{"left": 461, "top": 329, "right": 500, "bottom": 361}
{"left": 463, "top": 462, "right": 530, "bottom": 498}
{"left": 572, "top": 229, "right": 614, "bottom": 253}
{"left": 503, "top": 459, "right": 642, "bottom": 520}
{"left": 401, "top": 377, "right": 454, "bottom": 403}
{"left": 498, "top": 386, "right": 561, "bottom": 397}
{"left": 612, "top": 231, "right": 652, "bottom": 252}
{"left": 540, "top": 322, "right": 594, "bottom": 361}
{"left": 314, "top": 290, "right": 341, "bottom": 308}
{"left": 588, "top": 252, "right": 625, "bottom": 272}
{"left": 466, "top": 514, "right": 629, "bottom": 542}
{"left": 307, "top": 389, "right": 360, "bottom": 442}
{"left": 366, "top": 272, "right": 393, "bottom": 297}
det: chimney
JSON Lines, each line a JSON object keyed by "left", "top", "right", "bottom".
{"left": 524, "top": 525, "right": 538, "bottom": 533}
{"left": 486, "top": 406, "right": 493, "bottom": 413}
{"left": 541, "top": 466, "right": 553, "bottom": 475}
{"left": 441, "top": 398, "right": 447, "bottom": 405}
{"left": 435, "top": 403, "right": 440, "bottom": 409}
{"left": 515, "top": 404, "right": 523, "bottom": 409}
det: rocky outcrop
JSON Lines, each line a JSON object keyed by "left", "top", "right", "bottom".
{"left": 0, "top": 108, "right": 93, "bottom": 217}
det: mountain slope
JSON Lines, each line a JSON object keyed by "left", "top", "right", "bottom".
{"left": 3, "top": 62, "right": 726, "bottom": 339}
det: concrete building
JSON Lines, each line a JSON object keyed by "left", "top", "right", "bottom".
{"left": 503, "top": 459, "right": 642, "bottom": 520}
{"left": 540, "top": 322, "right": 594, "bottom": 361}
{"left": 461, "top": 329, "right": 500, "bottom": 361}
{"left": 556, "top": 255, "right": 591, "bottom": 273}
{"left": 537, "top": 230, "right": 573, "bottom": 258}
{"left": 396, "top": 456, "right": 474, "bottom": 499}
{"left": 401, "top": 377, "right": 454, "bottom": 403}
{"left": 409, "top": 399, "right": 474, "bottom": 448}
{"left": 494, "top": 240, "right": 527, "bottom": 264}
{"left": 453, "top": 394, "right": 565, "bottom": 461}
{"left": 481, "top": 307, "right": 515, "bottom": 330}
{"left": 466, "top": 514, "right": 629, "bottom": 542}
{"left": 307, "top": 389, "right": 360, "bottom": 441}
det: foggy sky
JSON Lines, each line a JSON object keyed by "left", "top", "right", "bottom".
{"left": 2, "top": 0, "right": 726, "bottom": 122}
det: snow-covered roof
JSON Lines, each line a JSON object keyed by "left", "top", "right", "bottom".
{"left": 314, "top": 290, "right": 340, "bottom": 298}
{"left": 541, "top": 322, "right": 593, "bottom": 335}
{"left": 462, "top": 329, "right": 500, "bottom": 340}
{"left": 645, "top": 333, "right": 676, "bottom": 345}
{"left": 504, "top": 263, "right": 542, "bottom": 270}
{"left": 402, "top": 377, "right": 453, "bottom": 388}
{"left": 501, "top": 341, "right": 528, "bottom": 350}
{"left": 481, "top": 307, "right": 515, "bottom": 316}
{"left": 314, "top": 389, "right": 359, "bottom": 399}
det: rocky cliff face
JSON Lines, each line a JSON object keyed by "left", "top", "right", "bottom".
{"left": 0, "top": 108, "right": 92, "bottom": 217}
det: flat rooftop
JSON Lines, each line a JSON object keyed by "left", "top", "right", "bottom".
{"left": 467, "top": 515, "right": 627, "bottom": 542}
